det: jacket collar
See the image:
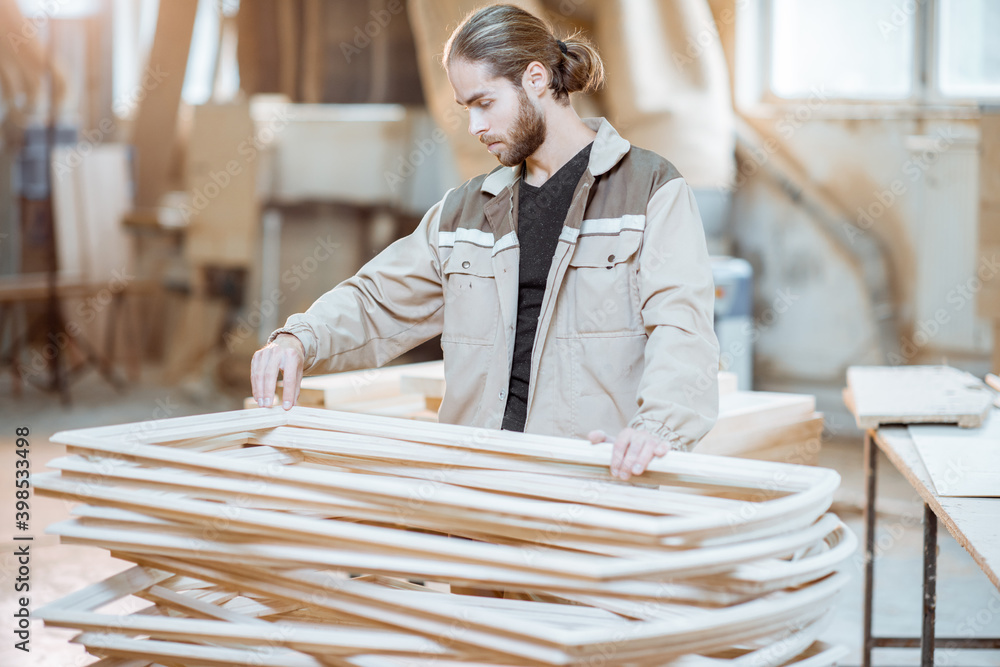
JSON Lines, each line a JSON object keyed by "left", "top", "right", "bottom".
{"left": 480, "top": 117, "right": 630, "bottom": 196}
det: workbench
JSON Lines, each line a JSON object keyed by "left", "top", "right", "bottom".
{"left": 861, "top": 416, "right": 1000, "bottom": 666}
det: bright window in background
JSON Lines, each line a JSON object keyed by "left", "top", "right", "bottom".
{"left": 112, "top": 0, "right": 240, "bottom": 117}
{"left": 769, "top": 0, "right": 914, "bottom": 99}
{"left": 937, "top": 0, "right": 1000, "bottom": 98}
{"left": 112, "top": 0, "right": 159, "bottom": 113}
{"left": 181, "top": 0, "right": 221, "bottom": 105}
{"left": 17, "top": 0, "right": 100, "bottom": 17}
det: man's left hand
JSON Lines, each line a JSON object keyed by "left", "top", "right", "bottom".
{"left": 587, "top": 428, "right": 673, "bottom": 480}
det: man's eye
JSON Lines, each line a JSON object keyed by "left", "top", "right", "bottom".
{"left": 480, "top": 101, "right": 491, "bottom": 108}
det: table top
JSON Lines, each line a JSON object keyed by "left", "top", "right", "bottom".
{"left": 874, "top": 424, "right": 1000, "bottom": 591}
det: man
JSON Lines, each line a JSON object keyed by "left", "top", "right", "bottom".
{"left": 252, "top": 4, "right": 720, "bottom": 480}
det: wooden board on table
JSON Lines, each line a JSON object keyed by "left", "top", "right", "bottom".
{"left": 846, "top": 365, "right": 994, "bottom": 429}
{"left": 703, "top": 391, "right": 815, "bottom": 440}
{"left": 910, "top": 409, "right": 1000, "bottom": 497}
{"left": 875, "top": 426, "right": 1000, "bottom": 590}
{"left": 301, "top": 360, "right": 444, "bottom": 406}
{"left": 698, "top": 412, "right": 823, "bottom": 464}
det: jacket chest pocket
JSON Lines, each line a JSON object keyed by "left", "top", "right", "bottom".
{"left": 441, "top": 242, "right": 499, "bottom": 345}
{"left": 565, "top": 231, "right": 643, "bottom": 335}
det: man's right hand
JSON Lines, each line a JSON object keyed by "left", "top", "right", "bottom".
{"left": 251, "top": 333, "right": 305, "bottom": 410}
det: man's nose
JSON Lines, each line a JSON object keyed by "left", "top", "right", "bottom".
{"left": 468, "top": 112, "right": 487, "bottom": 137}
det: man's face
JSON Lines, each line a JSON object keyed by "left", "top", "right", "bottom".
{"left": 449, "top": 59, "right": 546, "bottom": 167}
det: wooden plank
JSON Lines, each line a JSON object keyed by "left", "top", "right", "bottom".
{"left": 976, "top": 242, "right": 1000, "bottom": 318}
{"left": 184, "top": 103, "right": 259, "bottom": 267}
{"left": 979, "top": 110, "right": 1000, "bottom": 245}
{"left": 846, "top": 365, "right": 994, "bottom": 428}
{"left": 51, "top": 413, "right": 842, "bottom": 545}
{"left": 74, "top": 632, "right": 328, "bottom": 667}
{"left": 299, "top": 0, "right": 323, "bottom": 103}
{"left": 875, "top": 426, "right": 1000, "bottom": 590}
{"left": 50, "top": 144, "right": 134, "bottom": 282}
{"left": 706, "top": 392, "right": 815, "bottom": 440}
{"left": 909, "top": 408, "right": 1000, "bottom": 497}
{"left": 276, "top": 0, "right": 299, "bottom": 100}
{"left": 50, "top": 146, "right": 85, "bottom": 278}
{"left": 50, "top": 609, "right": 454, "bottom": 657}
{"left": 300, "top": 361, "right": 444, "bottom": 404}
{"left": 37, "top": 469, "right": 840, "bottom": 582}
{"left": 131, "top": 0, "right": 198, "bottom": 207}
{"left": 74, "top": 144, "right": 135, "bottom": 283}
{"left": 120, "top": 554, "right": 846, "bottom": 664}
{"left": 696, "top": 414, "right": 823, "bottom": 462}
{"left": 993, "top": 322, "right": 1000, "bottom": 375}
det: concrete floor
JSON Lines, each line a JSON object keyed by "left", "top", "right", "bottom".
{"left": 1, "top": 367, "right": 999, "bottom": 666}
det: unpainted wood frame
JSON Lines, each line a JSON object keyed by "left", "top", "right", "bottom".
{"left": 39, "top": 406, "right": 851, "bottom": 664}
{"left": 49, "top": 407, "right": 842, "bottom": 542}
{"left": 46, "top": 551, "right": 847, "bottom": 667}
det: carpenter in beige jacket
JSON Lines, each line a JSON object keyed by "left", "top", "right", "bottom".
{"left": 266, "top": 117, "right": 720, "bottom": 457}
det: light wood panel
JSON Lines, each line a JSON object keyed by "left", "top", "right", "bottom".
{"left": 131, "top": 0, "right": 198, "bottom": 207}
{"left": 909, "top": 408, "right": 1000, "bottom": 497}
{"left": 847, "top": 365, "right": 994, "bottom": 428}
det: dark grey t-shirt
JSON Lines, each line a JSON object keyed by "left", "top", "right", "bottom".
{"left": 502, "top": 142, "right": 593, "bottom": 432}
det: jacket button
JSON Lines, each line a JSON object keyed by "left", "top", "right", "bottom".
{"left": 499, "top": 390, "right": 505, "bottom": 400}
{"left": 607, "top": 254, "right": 615, "bottom": 262}
{"left": 462, "top": 260, "right": 471, "bottom": 269}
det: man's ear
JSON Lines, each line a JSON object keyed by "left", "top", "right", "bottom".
{"left": 521, "top": 61, "right": 549, "bottom": 98}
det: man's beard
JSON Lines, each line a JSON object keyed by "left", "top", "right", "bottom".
{"left": 483, "top": 89, "right": 546, "bottom": 167}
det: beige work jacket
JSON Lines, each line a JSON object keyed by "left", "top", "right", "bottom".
{"left": 271, "top": 118, "right": 720, "bottom": 450}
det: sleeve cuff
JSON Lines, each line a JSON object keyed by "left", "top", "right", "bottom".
{"left": 626, "top": 416, "right": 690, "bottom": 452}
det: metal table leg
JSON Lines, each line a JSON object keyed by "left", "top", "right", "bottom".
{"left": 922, "top": 503, "right": 937, "bottom": 666}
{"left": 863, "top": 428, "right": 877, "bottom": 667}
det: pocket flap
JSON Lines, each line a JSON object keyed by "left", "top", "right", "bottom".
{"left": 443, "top": 242, "right": 496, "bottom": 277}
{"left": 567, "top": 229, "right": 643, "bottom": 268}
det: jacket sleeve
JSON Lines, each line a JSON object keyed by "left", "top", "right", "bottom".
{"left": 267, "top": 193, "right": 449, "bottom": 375}
{"left": 627, "top": 178, "right": 720, "bottom": 451}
